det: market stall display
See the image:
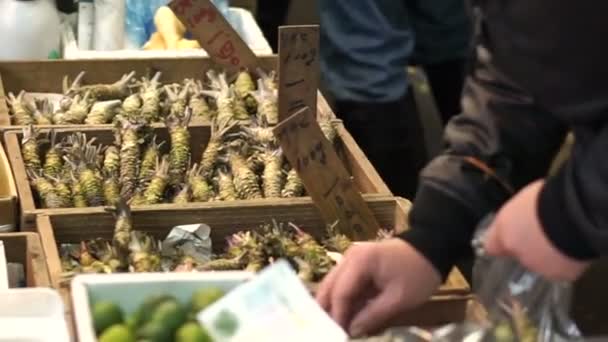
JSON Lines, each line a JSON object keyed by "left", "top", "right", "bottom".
{"left": 5, "top": 121, "right": 387, "bottom": 229}
{"left": 11, "top": 117, "right": 333, "bottom": 204}
{"left": 3, "top": 67, "right": 280, "bottom": 126}
{"left": 37, "top": 196, "right": 472, "bottom": 329}
{"left": 0, "top": 57, "right": 280, "bottom": 127}
{"left": 56, "top": 200, "right": 399, "bottom": 284}
{"left": 0, "top": 2, "right": 477, "bottom": 337}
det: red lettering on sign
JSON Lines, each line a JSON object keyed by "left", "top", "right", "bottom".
{"left": 190, "top": 6, "right": 217, "bottom": 25}
{"left": 171, "top": 0, "right": 193, "bottom": 15}
{"left": 218, "top": 40, "right": 235, "bottom": 59}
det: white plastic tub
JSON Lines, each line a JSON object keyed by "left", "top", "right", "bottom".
{"left": 62, "top": 7, "right": 273, "bottom": 59}
{"left": 0, "top": 288, "right": 70, "bottom": 342}
{"left": 71, "top": 272, "right": 252, "bottom": 342}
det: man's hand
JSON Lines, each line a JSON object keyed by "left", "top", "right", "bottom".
{"left": 316, "top": 239, "right": 441, "bottom": 337}
{"left": 484, "top": 180, "right": 590, "bottom": 281}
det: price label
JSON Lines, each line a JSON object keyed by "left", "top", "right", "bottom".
{"left": 273, "top": 107, "right": 380, "bottom": 240}
{"left": 277, "top": 25, "right": 319, "bottom": 122}
{"left": 169, "top": 0, "right": 258, "bottom": 70}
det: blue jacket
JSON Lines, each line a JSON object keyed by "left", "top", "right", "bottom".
{"left": 319, "top": 0, "right": 470, "bottom": 102}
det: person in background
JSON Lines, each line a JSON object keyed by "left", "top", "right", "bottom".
{"left": 317, "top": 0, "right": 608, "bottom": 338}
{"left": 256, "top": 0, "right": 291, "bottom": 52}
{"left": 318, "top": 0, "right": 471, "bottom": 199}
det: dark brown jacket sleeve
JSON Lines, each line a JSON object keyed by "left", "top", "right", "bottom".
{"left": 399, "top": 47, "right": 566, "bottom": 279}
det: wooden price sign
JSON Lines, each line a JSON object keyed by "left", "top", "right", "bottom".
{"left": 277, "top": 25, "right": 320, "bottom": 122}
{"left": 273, "top": 107, "right": 380, "bottom": 240}
{"left": 169, "top": 0, "right": 258, "bottom": 70}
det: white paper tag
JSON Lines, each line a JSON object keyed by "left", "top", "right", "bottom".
{"left": 198, "top": 259, "right": 347, "bottom": 342}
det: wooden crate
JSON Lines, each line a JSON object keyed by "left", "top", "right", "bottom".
{"left": 0, "top": 143, "right": 17, "bottom": 228}
{"left": 0, "top": 232, "right": 51, "bottom": 287}
{"left": 5, "top": 120, "right": 390, "bottom": 229}
{"left": 37, "top": 196, "right": 471, "bottom": 328}
{"left": 0, "top": 57, "right": 334, "bottom": 128}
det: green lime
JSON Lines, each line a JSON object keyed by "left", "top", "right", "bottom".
{"left": 125, "top": 314, "right": 138, "bottom": 331}
{"left": 150, "top": 300, "right": 187, "bottom": 332}
{"left": 98, "top": 324, "right": 135, "bottom": 342}
{"left": 175, "top": 322, "right": 213, "bottom": 342}
{"left": 92, "top": 301, "right": 124, "bottom": 335}
{"left": 137, "top": 321, "right": 173, "bottom": 342}
{"left": 134, "top": 294, "right": 175, "bottom": 327}
{"left": 189, "top": 288, "right": 225, "bottom": 314}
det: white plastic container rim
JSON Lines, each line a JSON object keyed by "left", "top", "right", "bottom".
{"left": 0, "top": 288, "right": 70, "bottom": 342}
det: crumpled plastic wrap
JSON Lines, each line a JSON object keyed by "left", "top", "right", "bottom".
{"left": 356, "top": 214, "right": 590, "bottom": 342}
{"left": 160, "top": 223, "right": 213, "bottom": 271}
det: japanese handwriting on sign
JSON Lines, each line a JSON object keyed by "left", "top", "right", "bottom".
{"left": 294, "top": 141, "right": 326, "bottom": 172}
{"left": 280, "top": 32, "right": 317, "bottom": 66}
{"left": 274, "top": 115, "right": 311, "bottom": 147}
{"left": 288, "top": 99, "right": 306, "bottom": 112}
{"left": 273, "top": 106, "right": 379, "bottom": 240}
{"left": 332, "top": 190, "right": 364, "bottom": 235}
{"left": 277, "top": 26, "right": 319, "bottom": 122}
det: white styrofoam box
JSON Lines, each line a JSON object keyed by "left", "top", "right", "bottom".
{"left": 62, "top": 7, "right": 273, "bottom": 59}
{"left": 71, "top": 271, "right": 253, "bottom": 342}
{"left": 0, "top": 288, "right": 70, "bottom": 342}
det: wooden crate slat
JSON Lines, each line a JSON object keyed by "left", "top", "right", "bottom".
{"left": 4, "top": 131, "right": 36, "bottom": 229}
{"left": 336, "top": 124, "right": 392, "bottom": 195}
{"left": 0, "top": 232, "right": 51, "bottom": 287}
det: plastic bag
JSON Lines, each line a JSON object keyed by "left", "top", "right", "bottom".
{"left": 357, "top": 214, "right": 587, "bottom": 342}
{"left": 125, "top": 0, "right": 165, "bottom": 48}
{"left": 468, "top": 214, "right": 583, "bottom": 341}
